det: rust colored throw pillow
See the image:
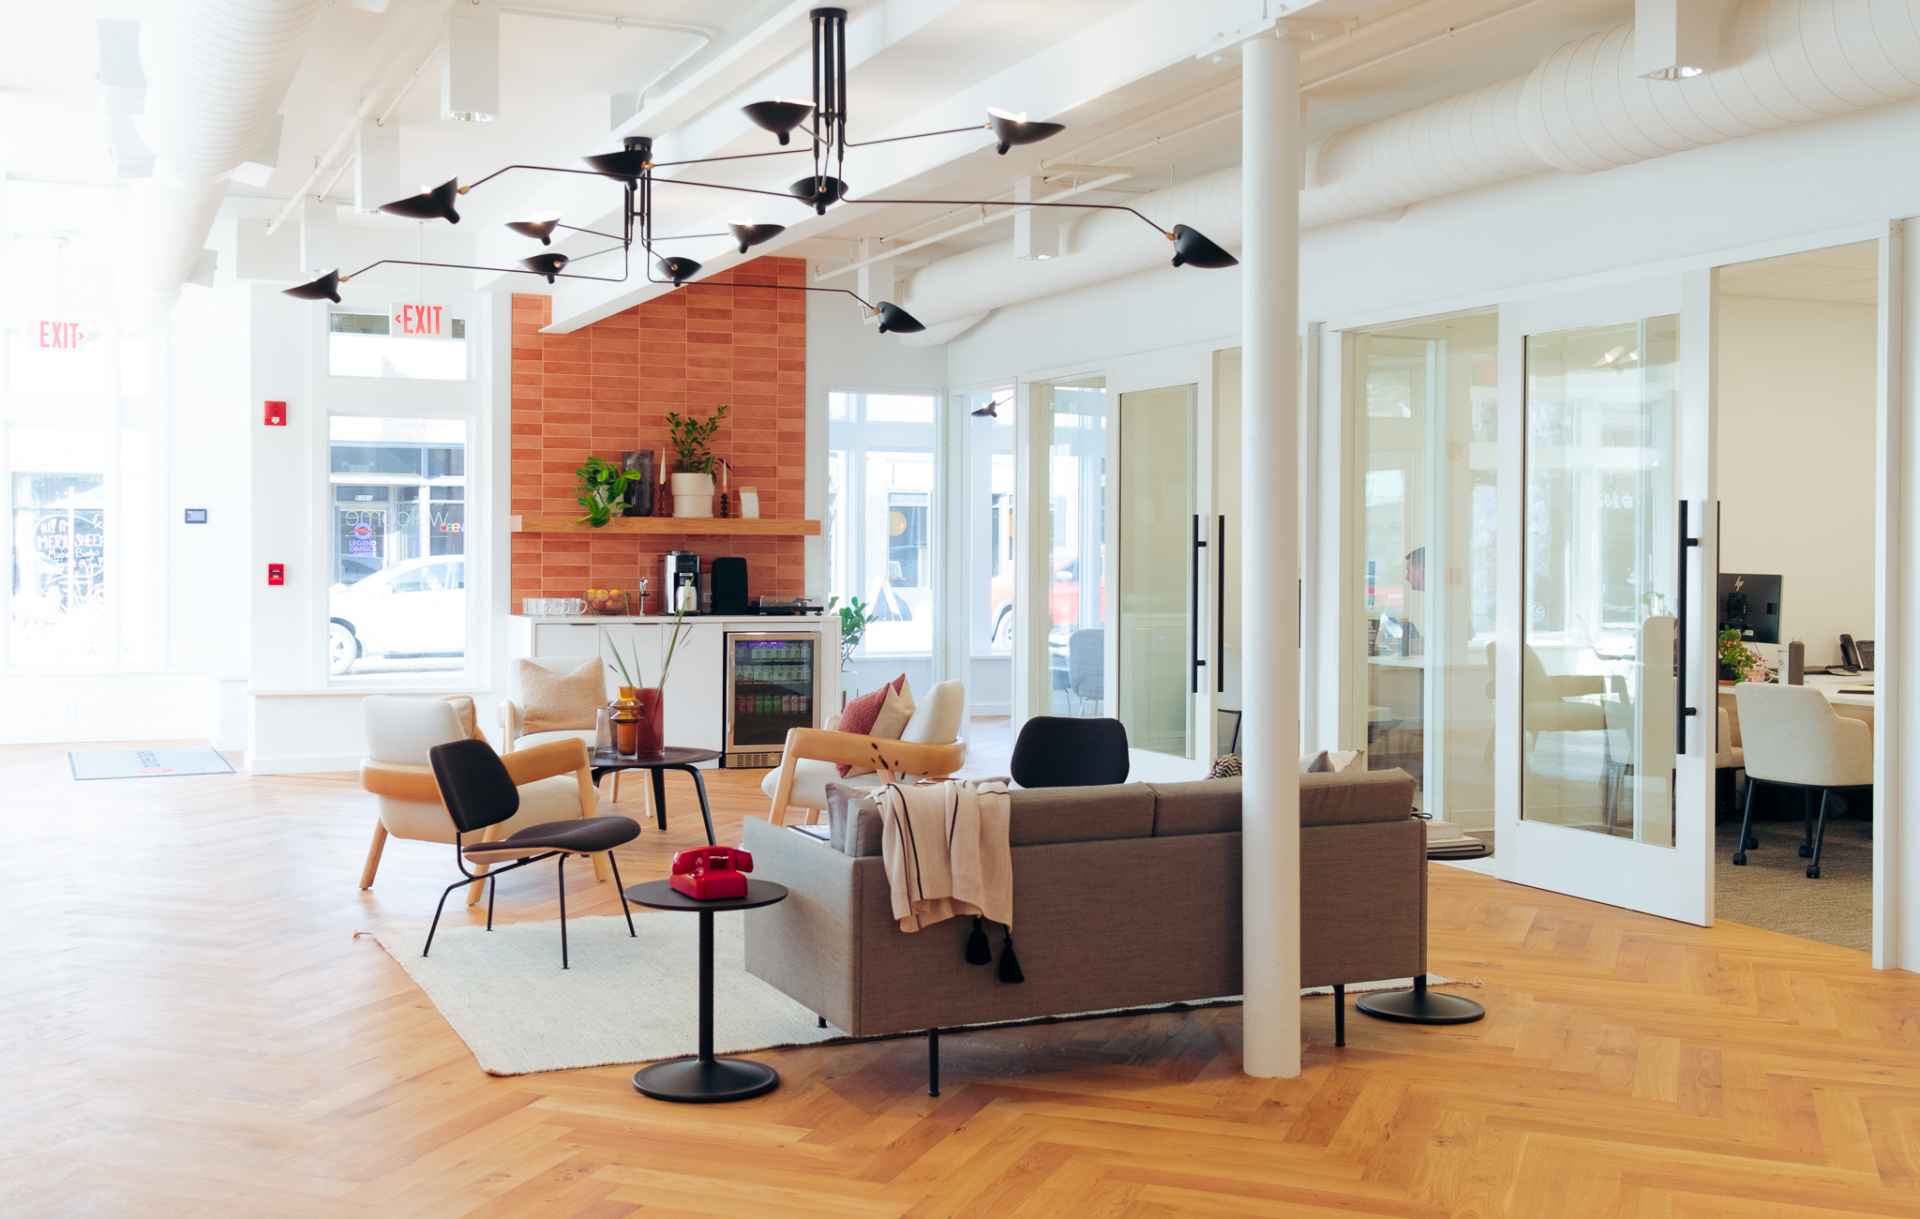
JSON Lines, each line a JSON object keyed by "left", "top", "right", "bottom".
{"left": 519, "top": 658, "right": 605, "bottom": 732}
{"left": 836, "top": 674, "right": 908, "bottom": 776}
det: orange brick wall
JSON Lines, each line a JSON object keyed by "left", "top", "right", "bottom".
{"left": 509, "top": 257, "right": 808, "bottom": 611}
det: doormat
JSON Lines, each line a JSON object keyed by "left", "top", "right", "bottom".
{"left": 69, "top": 748, "right": 237, "bottom": 780}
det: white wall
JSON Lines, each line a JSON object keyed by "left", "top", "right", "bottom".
{"left": 1718, "top": 295, "right": 1879, "bottom": 667}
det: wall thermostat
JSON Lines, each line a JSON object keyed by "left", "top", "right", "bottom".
{"left": 183, "top": 509, "right": 208, "bottom": 524}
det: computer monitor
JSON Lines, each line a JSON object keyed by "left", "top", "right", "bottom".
{"left": 1718, "top": 573, "right": 1782, "bottom": 645}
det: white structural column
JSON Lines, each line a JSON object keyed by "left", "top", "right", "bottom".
{"left": 1240, "top": 30, "right": 1303, "bottom": 1078}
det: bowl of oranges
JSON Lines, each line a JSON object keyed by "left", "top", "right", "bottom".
{"left": 585, "top": 589, "right": 631, "bottom": 615}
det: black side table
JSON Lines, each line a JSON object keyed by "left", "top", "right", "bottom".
{"left": 590, "top": 746, "right": 719, "bottom": 845}
{"left": 623, "top": 878, "right": 789, "bottom": 1103}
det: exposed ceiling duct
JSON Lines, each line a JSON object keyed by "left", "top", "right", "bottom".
{"left": 902, "top": 0, "right": 1920, "bottom": 331}
{"left": 116, "top": 0, "right": 329, "bottom": 335}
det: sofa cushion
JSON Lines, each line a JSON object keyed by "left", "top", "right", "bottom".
{"left": 1008, "top": 783, "right": 1155, "bottom": 845}
{"left": 824, "top": 782, "right": 885, "bottom": 856}
{"left": 1148, "top": 769, "right": 1416, "bottom": 836}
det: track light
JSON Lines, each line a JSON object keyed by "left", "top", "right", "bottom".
{"left": 874, "top": 302, "right": 924, "bottom": 334}
{"left": 1169, "top": 225, "right": 1236, "bottom": 269}
{"left": 657, "top": 256, "right": 701, "bottom": 285}
{"left": 585, "top": 136, "right": 652, "bottom": 181}
{"left": 790, "top": 175, "right": 849, "bottom": 213}
{"left": 728, "top": 222, "right": 786, "bottom": 254}
{"left": 379, "top": 178, "right": 462, "bottom": 224}
{"left": 522, "top": 252, "right": 569, "bottom": 283}
{"left": 506, "top": 211, "right": 562, "bottom": 244}
{"left": 742, "top": 99, "right": 814, "bottom": 145}
{"left": 283, "top": 270, "right": 343, "bottom": 302}
{"left": 987, "top": 107, "right": 1065, "bottom": 155}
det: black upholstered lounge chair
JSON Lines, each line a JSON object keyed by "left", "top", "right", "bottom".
{"left": 424, "top": 737, "right": 642, "bottom": 967}
{"left": 1009, "top": 716, "right": 1130, "bottom": 788}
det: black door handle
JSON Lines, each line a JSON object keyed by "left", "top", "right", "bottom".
{"left": 1676, "top": 500, "right": 1699, "bottom": 754}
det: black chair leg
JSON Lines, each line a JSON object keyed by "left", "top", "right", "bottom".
{"left": 486, "top": 873, "right": 498, "bottom": 931}
{"left": 1808, "top": 790, "right": 1832, "bottom": 879}
{"left": 423, "top": 877, "right": 468, "bottom": 958}
{"left": 683, "top": 765, "right": 717, "bottom": 846}
{"left": 928, "top": 1027, "right": 940, "bottom": 1098}
{"left": 1333, "top": 984, "right": 1345, "bottom": 1048}
{"left": 1800, "top": 788, "right": 1816, "bottom": 857}
{"left": 557, "top": 854, "right": 569, "bottom": 970}
{"left": 608, "top": 851, "right": 635, "bottom": 937}
{"left": 1733, "top": 777, "right": 1759, "bottom": 865}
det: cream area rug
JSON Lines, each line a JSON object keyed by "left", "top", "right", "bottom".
{"left": 374, "top": 914, "right": 1452, "bottom": 1076}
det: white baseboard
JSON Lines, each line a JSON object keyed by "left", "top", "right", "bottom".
{"left": 244, "top": 751, "right": 362, "bottom": 775}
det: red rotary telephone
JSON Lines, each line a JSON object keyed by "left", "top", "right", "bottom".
{"left": 669, "top": 846, "right": 754, "bottom": 900}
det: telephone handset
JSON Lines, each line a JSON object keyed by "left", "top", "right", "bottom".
{"left": 1839, "top": 634, "right": 1861, "bottom": 674}
{"left": 669, "top": 846, "right": 754, "bottom": 900}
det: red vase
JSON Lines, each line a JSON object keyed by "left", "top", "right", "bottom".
{"left": 637, "top": 687, "right": 665, "bottom": 756}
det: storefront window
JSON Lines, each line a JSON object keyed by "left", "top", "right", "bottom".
{"left": 826, "top": 391, "right": 938, "bottom": 657}
{"left": 327, "top": 416, "right": 468, "bottom": 679}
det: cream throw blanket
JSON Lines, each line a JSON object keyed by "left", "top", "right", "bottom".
{"left": 875, "top": 779, "right": 1013, "bottom": 933}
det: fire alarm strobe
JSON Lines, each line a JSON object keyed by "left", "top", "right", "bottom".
{"left": 264, "top": 401, "right": 287, "bottom": 426}
{"left": 267, "top": 564, "right": 285, "bottom": 586}
{"left": 183, "top": 509, "right": 208, "bottom": 524}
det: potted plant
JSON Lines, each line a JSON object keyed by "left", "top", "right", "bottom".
{"left": 602, "top": 604, "right": 691, "bottom": 757}
{"left": 574, "top": 455, "right": 631, "bottom": 528}
{"left": 1719, "top": 626, "right": 1761, "bottom": 683}
{"left": 665, "top": 404, "right": 730, "bottom": 518}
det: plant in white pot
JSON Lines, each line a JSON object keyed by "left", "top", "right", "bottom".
{"left": 665, "top": 404, "right": 730, "bottom": 518}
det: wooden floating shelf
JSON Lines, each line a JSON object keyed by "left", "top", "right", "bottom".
{"left": 510, "top": 515, "right": 821, "bottom": 536}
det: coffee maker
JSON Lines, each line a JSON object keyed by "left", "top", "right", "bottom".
{"left": 662, "top": 551, "right": 701, "bottom": 615}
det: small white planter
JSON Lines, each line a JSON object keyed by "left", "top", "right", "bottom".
{"left": 670, "top": 471, "right": 715, "bottom": 518}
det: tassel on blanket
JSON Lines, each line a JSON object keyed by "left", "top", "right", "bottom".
{"left": 998, "top": 932, "right": 1024, "bottom": 984}
{"left": 965, "top": 916, "right": 992, "bottom": 965}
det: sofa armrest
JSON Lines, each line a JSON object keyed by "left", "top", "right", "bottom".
{"left": 741, "top": 818, "right": 861, "bottom": 1031}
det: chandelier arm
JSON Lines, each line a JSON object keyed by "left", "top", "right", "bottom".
{"left": 340, "top": 257, "right": 633, "bottom": 285}
{"left": 844, "top": 125, "right": 985, "bottom": 148}
{"left": 651, "top": 146, "right": 817, "bottom": 168}
{"left": 561, "top": 242, "right": 629, "bottom": 263}
{"left": 841, "top": 193, "right": 1173, "bottom": 235}
{"left": 462, "top": 164, "right": 611, "bottom": 191}
{"left": 658, "top": 178, "right": 810, "bottom": 200}
{"left": 677, "top": 278, "right": 875, "bottom": 312}
{"left": 556, "top": 224, "right": 628, "bottom": 241}
{"left": 650, "top": 232, "right": 730, "bottom": 240}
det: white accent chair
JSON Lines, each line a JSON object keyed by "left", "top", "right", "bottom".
{"left": 1731, "top": 682, "right": 1871, "bottom": 879}
{"left": 359, "top": 695, "right": 607, "bottom": 903}
{"left": 760, "top": 679, "right": 967, "bottom": 823}
{"left": 498, "top": 654, "right": 635, "bottom": 805}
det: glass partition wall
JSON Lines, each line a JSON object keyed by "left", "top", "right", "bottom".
{"left": 1350, "top": 312, "right": 1499, "bottom": 832}
{"left": 1035, "top": 377, "right": 1108, "bottom": 716}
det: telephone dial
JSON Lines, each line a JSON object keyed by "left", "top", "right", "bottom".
{"left": 669, "top": 846, "right": 754, "bottom": 901}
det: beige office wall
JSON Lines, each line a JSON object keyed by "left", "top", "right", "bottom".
{"left": 1718, "top": 295, "right": 1878, "bottom": 667}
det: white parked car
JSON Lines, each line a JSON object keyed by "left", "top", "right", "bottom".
{"left": 329, "top": 556, "right": 465, "bottom": 675}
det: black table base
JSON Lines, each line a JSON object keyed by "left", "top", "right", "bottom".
{"left": 634, "top": 1055, "right": 779, "bottom": 1102}
{"left": 589, "top": 748, "right": 718, "bottom": 845}
{"left": 1354, "top": 975, "right": 1486, "bottom": 1025}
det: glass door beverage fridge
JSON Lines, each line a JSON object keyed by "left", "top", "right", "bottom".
{"left": 721, "top": 631, "right": 824, "bottom": 768}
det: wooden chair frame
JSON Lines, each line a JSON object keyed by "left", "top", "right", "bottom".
{"left": 360, "top": 738, "right": 606, "bottom": 904}
{"left": 763, "top": 728, "right": 967, "bottom": 824}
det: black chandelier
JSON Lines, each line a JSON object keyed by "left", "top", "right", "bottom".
{"left": 284, "top": 6, "right": 1236, "bottom": 334}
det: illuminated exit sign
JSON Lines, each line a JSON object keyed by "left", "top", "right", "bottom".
{"left": 392, "top": 304, "right": 445, "bottom": 337}
{"left": 38, "top": 321, "right": 86, "bottom": 349}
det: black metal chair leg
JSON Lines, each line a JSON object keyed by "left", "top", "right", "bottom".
{"left": 683, "top": 764, "right": 717, "bottom": 845}
{"left": 1808, "top": 789, "right": 1831, "bottom": 879}
{"left": 1733, "top": 777, "right": 1758, "bottom": 865}
{"left": 486, "top": 873, "right": 498, "bottom": 931}
{"left": 1801, "top": 788, "right": 1816, "bottom": 857}
{"left": 608, "top": 852, "right": 636, "bottom": 937}
{"left": 928, "top": 1027, "right": 940, "bottom": 1097}
{"left": 423, "top": 878, "right": 467, "bottom": 958}
{"left": 557, "top": 854, "right": 569, "bottom": 969}
{"left": 1333, "top": 984, "right": 1346, "bottom": 1048}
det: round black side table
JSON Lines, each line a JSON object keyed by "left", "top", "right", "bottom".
{"left": 1354, "top": 975, "right": 1486, "bottom": 1025}
{"left": 623, "top": 877, "right": 789, "bottom": 1103}
{"left": 590, "top": 746, "right": 719, "bottom": 844}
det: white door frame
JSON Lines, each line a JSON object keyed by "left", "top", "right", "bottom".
{"left": 1491, "top": 272, "right": 1717, "bottom": 926}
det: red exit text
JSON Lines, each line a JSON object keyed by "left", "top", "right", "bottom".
{"left": 39, "top": 322, "right": 85, "bottom": 349}
{"left": 392, "top": 305, "right": 444, "bottom": 337}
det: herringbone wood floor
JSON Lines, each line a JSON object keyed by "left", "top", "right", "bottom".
{"left": 5, "top": 741, "right": 1920, "bottom": 1217}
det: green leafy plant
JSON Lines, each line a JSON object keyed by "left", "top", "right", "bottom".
{"left": 666, "top": 404, "right": 730, "bottom": 475}
{"left": 574, "top": 455, "right": 631, "bottom": 527}
{"left": 827, "top": 594, "right": 872, "bottom": 664}
{"left": 1719, "top": 626, "right": 1761, "bottom": 683}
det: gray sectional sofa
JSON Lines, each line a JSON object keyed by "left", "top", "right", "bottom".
{"left": 741, "top": 769, "right": 1425, "bottom": 1089}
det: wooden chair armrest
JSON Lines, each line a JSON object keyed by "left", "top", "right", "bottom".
{"left": 500, "top": 737, "right": 592, "bottom": 786}
{"left": 360, "top": 760, "right": 442, "bottom": 805}
{"left": 1558, "top": 675, "right": 1606, "bottom": 697}
{"left": 498, "top": 700, "right": 523, "bottom": 750}
{"left": 764, "top": 728, "right": 968, "bottom": 822}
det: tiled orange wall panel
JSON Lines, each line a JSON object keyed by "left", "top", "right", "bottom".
{"left": 509, "top": 257, "right": 808, "bottom": 609}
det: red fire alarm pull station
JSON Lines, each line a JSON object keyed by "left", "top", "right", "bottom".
{"left": 267, "top": 564, "right": 285, "bottom": 586}
{"left": 264, "top": 401, "right": 287, "bottom": 426}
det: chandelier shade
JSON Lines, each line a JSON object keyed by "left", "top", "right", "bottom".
{"left": 379, "top": 179, "right": 462, "bottom": 224}
{"left": 874, "top": 302, "right": 924, "bottom": 334}
{"left": 1169, "top": 224, "right": 1236, "bottom": 269}
{"left": 987, "top": 108, "right": 1065, "bottom": 155}
{"left": 522, "top": 252, "right": 570, "bottom": 282}
{"left": 506, "top": 212, "right": 562, "bottom": 244}
{"left": 584, "top": 136, "right": 653, "bottom": 181}
{"left": 282, "top": 270, "right": 342, "bottom": 302}
{"left": 742, "top": 99, "right": 815, "bottom": 144}
{"left": 789, "top": 175, "right": 849, "bottom": 211}
{"left": 728, "top": 222, "right": 787, "bottom": 254}
{"left": 656, "top": 256, "right": 702, "bottom": 284}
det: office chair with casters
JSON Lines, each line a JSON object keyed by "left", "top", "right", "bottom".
{"left": 1067, "top": 629, "right": 1105, "bottom": 715}
{"left": 1010, "top": 716, "right": 1130, "bottom": 788}
{"left": 1731, "top": 683, "right": 1870, "bottom": 879}
{"left": 425, "top": 738, "right": 643, "bottom": 967}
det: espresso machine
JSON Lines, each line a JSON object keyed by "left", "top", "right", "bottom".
{"left": 662, "top": 550, "right": 701, "bottom": 615}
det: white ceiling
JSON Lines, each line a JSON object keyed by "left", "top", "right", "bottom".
{"left": 1719, "top": 242, "right": 1880, "bottom": 306}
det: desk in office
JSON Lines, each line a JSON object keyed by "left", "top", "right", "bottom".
{"left": 1719, "top": 675, "right": 1874, "bottom": 749}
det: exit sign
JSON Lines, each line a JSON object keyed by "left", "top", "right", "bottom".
{"left": 392, "top": 304, "right": 444, "bottom": 337}
{"left": 38, "top": 322, "right": 86, "bottom": 349}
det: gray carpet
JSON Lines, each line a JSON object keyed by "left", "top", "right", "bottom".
{"left": 1715, "top": 818, "right": 1872, "bottom": 951}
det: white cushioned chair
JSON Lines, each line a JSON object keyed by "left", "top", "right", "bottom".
{"left": 360, "top": 695, "right": 608, "bottom": 903}
{"left": 498, "top": 655, "right": 610, "bottom": 753}
{"left": 761, "top": 679, "right": 967, "bottom": 823}
{"left": 1731, "top": 682, "right": 1870, "bottom": 879}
